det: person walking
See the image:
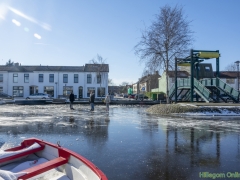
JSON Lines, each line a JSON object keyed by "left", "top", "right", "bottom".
{"left": 104, "top": 95, "right": 111, "bottom": 112}
{"left": 69, "top": 91, "right": 75, "bottom": 110}
{"left": 89, "top": 92, "right": 95, "bottom": 111}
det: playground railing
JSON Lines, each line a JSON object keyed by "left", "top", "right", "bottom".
{"left": 194, "top": 78, "right": 211, "bottom": 99}
{"left": 169, "top": 78, "right": 191, "bottom": 98}
{"left": 216, "top": 78, "right": 239, "bottom": 99}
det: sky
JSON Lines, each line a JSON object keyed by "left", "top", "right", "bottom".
{"left": 0, "top": 0, "right": 240, "bottom": 85}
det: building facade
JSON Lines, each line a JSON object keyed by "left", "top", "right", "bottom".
{"left": 152, "top": 71, "right": 190, "bottom": 93}
{"left": 132, "top": 71, "right": 161, "bottom": 94}
{"left": 0, "top": 64, "right": 109, "bottom": 99}
{"left": 152, "top": 70, "right": 240, "bottom": 93}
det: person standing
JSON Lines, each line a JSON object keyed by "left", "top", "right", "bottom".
{"left": 104, "top": 95, "right": 111, "bottom": 112}
{"left": 89, "top": 92, "right": 95, "bottom": 111}
{"left": 69, "top": 91, "right": 75, "bottom": 110}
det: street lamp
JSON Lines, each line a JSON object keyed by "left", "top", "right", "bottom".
{"left": 235, "top": 60, "right": 240, "bottom": 92}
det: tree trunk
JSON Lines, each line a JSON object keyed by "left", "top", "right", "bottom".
{"left": 166, "top": 50, "right": 170, "bottom": 104}
{"left": 166, "top": 60, "right": 169, "bottom": 104}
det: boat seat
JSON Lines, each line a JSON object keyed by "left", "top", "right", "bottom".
{"left": 0, "top": 143, "right": 44, "bottom": 164}
{"left": 18, "top": 157, "right": 68, "bottom": 180}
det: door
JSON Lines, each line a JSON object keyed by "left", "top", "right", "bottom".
{"left": 78, "top": 86, "right": 83, "bottom": 98}
{"left": 29, "top": 86, "right": 38, "bottom": 95}
{"left": 29, "top": 86, "right": 34, "bottom": 95}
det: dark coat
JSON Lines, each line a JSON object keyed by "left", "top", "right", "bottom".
{"left": 89, "top": 93, "right": 95, "bottom": 103}
{"left": 69, "top": 93, "right": 75, "bottom": 102}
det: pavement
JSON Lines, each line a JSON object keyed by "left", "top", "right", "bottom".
{"left": 178, "top": 102, "right": 240, "bottom": 106}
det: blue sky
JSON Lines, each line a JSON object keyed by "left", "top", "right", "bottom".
{"left": 1, "top": 0, "right": 240, "bottom": 85}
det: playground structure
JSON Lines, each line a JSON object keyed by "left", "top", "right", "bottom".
{"left": 169, "top": 49, "right": 240, "bottom": 103}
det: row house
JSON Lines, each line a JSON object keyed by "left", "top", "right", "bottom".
{"left": 132, "top": 71, "right": 161, "bottom": 94}
{"left": 0, "top": 63, "right": 109, "bottom": 99}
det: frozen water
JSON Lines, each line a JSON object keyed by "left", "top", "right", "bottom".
{"left": 0, "top": 104, "right": 240, "bottom": 180}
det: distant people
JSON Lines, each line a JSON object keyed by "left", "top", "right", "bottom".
{"left": 89, "top": 92, "right": 95, "bottom": 111}
{"left": 69, "top": 91, "right": 75, "bottom": 110}
{"left": 104, "top": 95, "right": 111, "bottom": 112}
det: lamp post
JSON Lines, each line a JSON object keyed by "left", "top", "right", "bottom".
{"left": 235, "top": 61, "right": 240, "bottom": 92}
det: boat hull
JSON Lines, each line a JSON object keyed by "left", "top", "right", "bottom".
{"left": 0, "top": 138, "right": 107, "bottom": 180}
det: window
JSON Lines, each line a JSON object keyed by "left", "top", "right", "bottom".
{"left": 44, "top": 86, "right": 54, "bottom": 97}
{"left": 63, "top": 86, "right": 73, "bottom": 96}
{"left": 195, "top": 66, "right": 200, "bottom": 70}
{"left": 39, "top": 74, "right": 43, "bottom": 82}
{"left": 13, "top": 86, "right": 23, "bottom": 97}
{"left": 63, "top": 74, "right": 68, "bottom": 83}
{"left": 205, "top": 67, "right": 210, "bottom": 71}
{"left": 97, "top": 87, "right": 105, "bottom": 97}
{"left": 74, "top": 74, "right": 78, "bottom": 83}
{"left": 97, "top": 74, "right": 101, "bottom": 84}
{"left": 226, "top": 79, "right": 235, "bottom": 84}
{"left": 24, "top": 74, "right": 29, "bottom": 83}
{"left": 0, "top": 87, "right": 3, "bottom": 93}
{"left": 49, "top": 74, "right": 54, "bottom": 82}
{"left": 87, "top": 87, "right": 95, "bottom": 97}
{"left": 13, "top": 74, "right": 18, "bottom": 83}
{"left": 0, "top": 74, "right": 3, "bottom": 82}
{"left": 87, "top": 74, "right": 92, "bottom": 84}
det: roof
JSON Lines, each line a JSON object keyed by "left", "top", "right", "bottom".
{"left": 214, "top": 71, "right": 239, "bottom": 78}
{"left": 0, "top": 64, "right": 109, "bottom": 72}
{"left": 167, "top": 71, "right": 190, "bottom": 78}
{"left": 138, "top": 72, "right": 161, "bottom": 83}
{"left": 84, "top": 64, "right": 109, "bottom": 72}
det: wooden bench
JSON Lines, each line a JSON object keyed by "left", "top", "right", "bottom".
{"left": 18, "top": 157, "right": 68, "bottom": 179}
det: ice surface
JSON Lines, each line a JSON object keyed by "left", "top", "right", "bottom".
{"left": 0, "top": 104, "right": 240, "bottom": 180}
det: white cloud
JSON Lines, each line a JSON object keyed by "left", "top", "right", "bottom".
{"left": 34, "top": 33, "right": 41, "bottom": 39}
{"left": 12, "top": 19, "right": 21, "bottom": 26}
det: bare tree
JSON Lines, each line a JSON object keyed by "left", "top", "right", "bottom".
{"left": 89, "top": 54, "right": 107, "bottom": 98}
{"left": 120, "top": 82, "right": 129, "bottom": 86}
{"left": 6, "top": 59, "right": 14, "bottom": 66}
{"left": 108, "top": 78, "right": 114, "bottom": 86}
{"left": 225, "top": 63, "right": 237, "bottom": 71}
{"left": 135, "top": 5, "right": 193, "bottom": 103}
{"left": 119, "top": 82, "right": 130, "bottom": 94}
{"left": 142, "top": 68, "right": 151, "bottom": 77}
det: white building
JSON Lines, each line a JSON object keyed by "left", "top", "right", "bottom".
{"left": 0, "top": 63, "right": 109, "bottom": 99}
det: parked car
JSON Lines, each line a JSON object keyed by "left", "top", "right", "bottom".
{"left": 26, "top": 93, "right": 50, "bottom": 99}
{"left": 0, "top": 92, "right": 12, "bottom": 99}
{"left": 128, "top": 94, "right": 136, "bottom": 99}
{"left": 123, "top": 94, "right": 128, "bottom": 98}
{"left": 212, "top": 94, "right": 231, "bottom": 102}
{"left": 220, "top": 94, "right": 231, "bottom": 102}
{"left": 135, "top": 94, "right": 148, "bottom": 100}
